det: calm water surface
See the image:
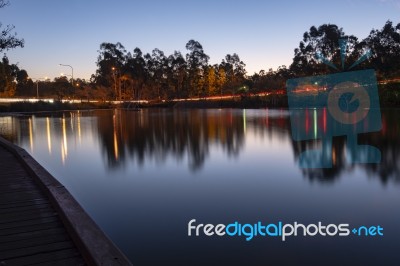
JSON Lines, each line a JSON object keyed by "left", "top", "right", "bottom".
{"left": 1, "top": 109, "right": 399, "bottom": 265}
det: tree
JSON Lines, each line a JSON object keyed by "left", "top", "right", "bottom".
{"left": 53, "top": 76, "right": 73, "bottom": 99}
{"left": 185, "top": 40, "right": 209, "bottom": 69}
{"left": 148, "top": 48, "right": 167, "bottom": 100}
{"left": 363, "top": 20, "right": 400, "bottom": 78}
{"left": 125, "top": 48, "right": 147, "bottom": 100}
{"left": 168, "top": 51, "right": 187, "bottom": 98}
{"left": 205, "top": 65, "right": 216, "bottom": 96}
{"left": 0, "top": 55, "right": 18, "bottom": 96}
{"left": 15, "top": 69, "right": 31, "bottom": 95}
{"left": 220, "top": 53, "right": 246, "bottom": 94}
{"left": 290, "top": 24, "right": 360, "bottom": 77}
{"left": 216, "top": 67, "right": 226, "bottom": 97}
{"left": 91, "top": 39, "right": 252, "bottom": 101}
{"left": 185, "top": 40, "right": 209, "bottom": 97}
{"left": 95, "top": 42, "right": 127, "bottom": 99}
{"left": 0, "top": 0, "right": 24, "bottom": 52}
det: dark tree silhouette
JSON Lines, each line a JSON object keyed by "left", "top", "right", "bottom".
{"left": 0, "top": 0, "right": 24, "bottom": 52}
{"left": 290, "top": 24, "right": 360, "bottom": 77}
{"left": 363, "top": 20, "right": 400, "bottom": 79}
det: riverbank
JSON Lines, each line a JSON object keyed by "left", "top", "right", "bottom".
{"left": 0, "top": 101, "right": 114, "bottom": 113}
{"left": 0, "top": 87, "right": 399, "bottom": 113}
{"left": 0, "top": 95, "right": 288, "bottom": 113}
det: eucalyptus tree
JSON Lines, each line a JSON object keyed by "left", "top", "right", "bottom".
{"left": 363, "top": 20, "right": 400, "bottom": 78}
{"left": 290, "top": 24, "right": 360, "bottom": 77}
{"left": 220, "top": 53, "right": 246, "bottom": 94}
{"left": 185, "top": 40, "right": 209, "bottom": 97}
{"left": 95, "top": 42, "right": 127, "bottom": 99}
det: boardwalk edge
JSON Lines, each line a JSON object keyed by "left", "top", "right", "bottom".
{"left": 0, "top": 137, "right": 133, "bottom": 266}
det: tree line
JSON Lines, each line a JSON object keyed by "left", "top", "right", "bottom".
{"left": 91, "top": 40, "right": 246, "bottom": 101}
{"left": 91, "top": 21, "right": 400, "bottom": 103}
{"left": 1, "top": 0, "right": 400, "bottom": 103}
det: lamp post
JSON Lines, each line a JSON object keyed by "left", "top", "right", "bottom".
{"left": 112, "top": 67, "right": 121, "bottom": 101}
{"left": 112, "top": 67, "right": 117, "bottom": 100}
{"left": 59, "top": 64, "right": 74, "bottom": 99}
{"left": 31, "top": 77, "right": 47, "bottom": 99}
{"left": 59, "top": 64, "right": 73, "bottom": 86}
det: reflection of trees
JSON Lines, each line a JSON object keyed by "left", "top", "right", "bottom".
{"left": 359, "top": 111, "right": 400, "bottom": 183}
{"left": 291, "top": 137, "right": 348, "bottom": 182}
{"left": 96, "top": 109, "right": 245, "bottom": 171}
{"left": 289, "top": 110, "right": 400, "bottom": 184}
{"left": 2, "top": 109, "right": 399, "bottom": 182}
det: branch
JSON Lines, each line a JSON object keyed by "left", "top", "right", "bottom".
{"left": 0, "top": 24, "right": 24, "bottom": 51}
{"left": 0, "top": 0, "right": 9, "bottom": 9}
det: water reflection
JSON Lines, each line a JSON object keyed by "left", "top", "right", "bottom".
{"left": 1, "top": 112, "right": 85, "bottom": 167}
{"left": 1, "top": 109, "right": 400, "bottom": 265}
{"left": 46, "top": 117, "right": 51, "bottom": 154}
{"left": 96, "top": 109, "right": 245, "bottom": 171}
{"left": 0, "top": 109, "right": 399, "bottom": 183}
{"left": 290, "top": 109, "right": 400, "bottom": 183}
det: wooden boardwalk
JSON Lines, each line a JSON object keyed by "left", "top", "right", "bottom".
{"left": 0, "top": 137, "right": 132, "bottom": 266}
{"left": 0, "top": 144, "right": 86, "bottom": 265}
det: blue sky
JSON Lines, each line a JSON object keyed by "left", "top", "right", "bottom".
{"left": 1, "top": 0, "right": 399, "bottom": 80}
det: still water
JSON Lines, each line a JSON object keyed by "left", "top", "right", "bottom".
{"left": 1, "top": 109, "right": 399, "bottom": 265}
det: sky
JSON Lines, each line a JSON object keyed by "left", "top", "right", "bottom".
{"left": 1, "top": 0, "right": 400, "bottom": 80}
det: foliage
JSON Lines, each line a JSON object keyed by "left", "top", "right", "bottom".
{"left": 0, "top": 0, "right": 24, "bottom": 52}
{"left": 90, "top": 39, "right": 247, "bottom": 101}
{"left": 3, "top": 20, "right": 400, "bottom": 108}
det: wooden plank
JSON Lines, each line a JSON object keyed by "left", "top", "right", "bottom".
{"left": 0, "top": 241, "right": 75, "bottom": 260}
{"left": 0, "top": 232, "right": 70, "bottom": 251}
{"left": 0, "top": 208, "right": 56, "bottom": 224}
{"left": 0, "top": 170, "right": 29, "bottom": 176}
{"left": 0, "top": 224, "right": 63, "bottom": 239}
{"left": 0, "top": 203, "right": 52, "bottom": 214}
{"left": 0, "top": 183, "right": 38, "bottom": 193}
{"left": 0, "top": 217, "right": 61, "bottom": 233}
{"left": 1, "top": 248, "right": 85, "bottom": 266}
{"left": 0, "top": 202, "right": 51, "bottom": 214}
{"left": 0, "top": 191, "right": 46, "bottom": 204}
{"left": 0, "top": 198, "right": 48, "bottom": 209}
{"left": 0, "top": 177, "right": 30, "bottom": 184}
{"left": 34, "top": 256, "right": 87, "bottom": 266}
{"left": 0, "top": 186, "right": 44, "bottom": 196}
{"left": 0, "top": 227, "right": 66, "bottom": 243}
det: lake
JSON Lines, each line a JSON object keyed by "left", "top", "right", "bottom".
{"left": 1, "top": 108, "right": 399, "bottom": 265}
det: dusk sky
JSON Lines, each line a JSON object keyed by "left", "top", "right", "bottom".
{"left": 1, "top": 0, "right": 399, "bottom": 80}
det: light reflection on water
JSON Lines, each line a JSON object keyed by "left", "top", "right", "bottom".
{"left": 0, "top": 109, "right": 400, "bottom": 265}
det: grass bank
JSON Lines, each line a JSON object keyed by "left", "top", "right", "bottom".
{"left": 0, "top": 101, "right": 114, "bottom": 113}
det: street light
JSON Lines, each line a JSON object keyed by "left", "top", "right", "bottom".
{"left": 59, "top": 64, "right": 74, "bottom": 98}
{"left": 59, "top": 64, "right": 74, "bottom": 86}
